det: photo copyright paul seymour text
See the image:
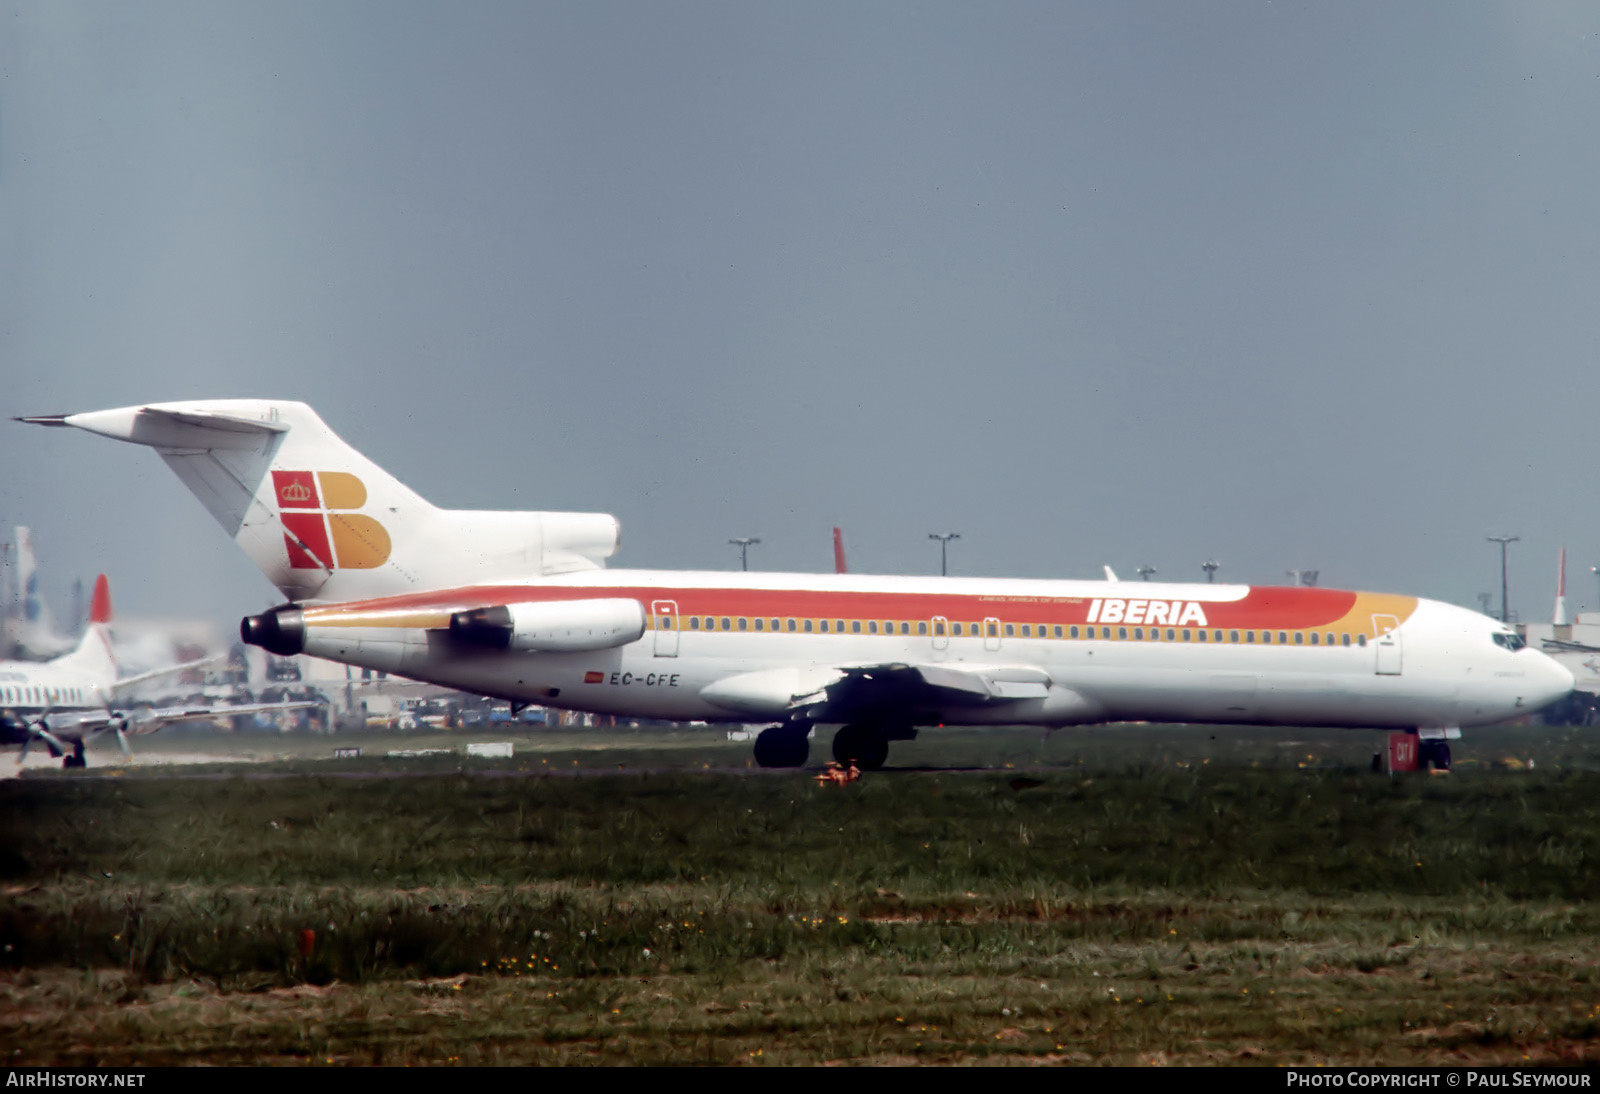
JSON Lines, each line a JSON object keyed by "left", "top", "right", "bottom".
{"left": 1288, "top": 1076, "right": 1591, "bottom": 1088}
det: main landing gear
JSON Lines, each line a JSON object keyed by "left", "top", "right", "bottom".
{"left": 753, "top": 723, "right": 811, "bottom": 768}
{"left": 63, "top": 740, "right": 88, "bottom": 769}
{"left": 831, "top": 723, "right": 890, "bottom": 771}
{"left": 752, "top": 721, "right": 918, "bottom": 770}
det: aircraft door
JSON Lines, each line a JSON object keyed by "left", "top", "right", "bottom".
{"left": 1372, "top": 614, "right": 1401, "bottom": 675}
{"left": 984, "top": 616, "right": 1002, "bottom": 652}
{"left": 652, "top": 600, "right": 680, "bottom": 658}
{"left": 931, "top": 616, "right": 949, "bottom": 658}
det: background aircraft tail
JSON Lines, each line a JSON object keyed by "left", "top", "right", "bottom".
{"left": 50, "top": 574, "right": 117, "bottom": 681}
{"left": 24, "top": 401, "right": 620, "bottom": 604}
{"left": 5, "top": 527, "right": 74, "bottom": 658}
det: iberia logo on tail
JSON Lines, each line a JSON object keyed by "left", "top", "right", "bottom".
{"left": 271, "top": 471, "right": 392, "bottom": 569}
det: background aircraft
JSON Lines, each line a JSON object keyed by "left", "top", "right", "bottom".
{"left": 24, "top": 400, "right": 1574, "bottom": 771}
{"left": 0, "top": 573, "right": 319, "bottom": 767}
{"left": 3, "top": 527, "right": 75, "bottom": 660}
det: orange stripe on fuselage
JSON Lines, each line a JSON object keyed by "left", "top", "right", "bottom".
{"left": 298, "top": 584, "right": 1419, "bottom": 638}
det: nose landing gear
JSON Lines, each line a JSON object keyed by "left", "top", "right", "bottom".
{"left": 1419, "top": 738, "right": 1451, "bottom": 771}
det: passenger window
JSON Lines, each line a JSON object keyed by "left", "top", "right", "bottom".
{"left": 1133, "top": 627, "right": 1143, "bottom": 640}
{"left": 934, "top": 621, "right": 945, "bottom": 636}
{"left": 1054, "top": 625, "right": 1063, "bottom": 638}
{"left": 836, "top": 620, "right": 845, "bottom": 633}
{"left": 987, "top": 622, "right": 998, "bottom": 637}
{"left": 1357, "top": 634, "right": 1367, "bottom": 647}
{"left": 1197, "top": 629, "right": 1207, "bottom": 642}
{"left": 721, "top": 617, "right": 731, "bottom": 631}
{"left": 1230, "top": 630, "right": 1239, "bottom": 643}
{"left": 1069, "top": 625, "right": 1079, "bottom": 638}
{"left": 754, "top": 618, "right": 764, "bottom": 631}
{"left": 953, "top": 623, "right": 964, "bottom": 636}
{"left": 1213, "top": 630, "right": 1223, "bottom": 643}
{"left": 1326, "top": 633, "right": 1335, "bottom": 646}
{"left": 1118, "top": 627, "right": 1127, "bottom": 639}
{"left": 1005, "top": 623, "right": 1015, "bottom": 637}
{"left": 787, "top": 618, "right": 797, "bottom": 632}
{"left": 1341, "top": 633, "right": 1350, "bottom": 646}
{"left": 689, "top": 616, "right": 700, "bottom": 630}
{"left": 1278, "top": 632, "right": 1288, "bottom": 644}
{"left": 1101, "top": 627, "right": 1112, "bottom": 639}
{"left": 900, "top": 622, "right": 910, "bottom": 635}
{"left": 804, "top": 619, "right": 813, "bottom": 633}
{"left": 1294, "top": 632, "right": 1304, "bottom": 645}
{"left": 918, "top": 621, "right": 928, "bottom": 635}
{"left": 738, "top": 618, "right": 748, "bottom": 631}
{"left": 662, "top": 616, "right": 674, "bottom": 629}
{"left": 1020, "top": 624, "right": 1030, "bottom": 637}
{"left": 1309, "top": 632, "right": 1318, "bottom": 645}
{"left": 853, "top": 620, "right": 862, "bottom": 634}
{"left": 820, "top": 620, "right": 830, "bottom": 633}
{"left": 867, "top": 621, "right": 877, "bottom": 634}
{"left": 1182, "top": 629, "right": 1191, "bottom": 641}
{"left": 1166, "top": 628, "right": 1176, "bottom": 641}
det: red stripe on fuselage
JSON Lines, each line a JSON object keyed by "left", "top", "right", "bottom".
{"left": 303, "top": 583, "right": 1362, "bottom": 631}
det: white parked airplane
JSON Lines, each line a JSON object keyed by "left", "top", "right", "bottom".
{"left": 22, "top": 400, "right": 1573, "bottom": 771}
{"left": 0, "top": 572, "right": 318, "bottom": 767}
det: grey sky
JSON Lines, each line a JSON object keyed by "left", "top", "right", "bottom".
{"left": 4, "top": 2, "right": 1599, "bottom": 631}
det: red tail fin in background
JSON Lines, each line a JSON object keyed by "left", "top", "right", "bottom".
{"left": 833, "top": 527, "right": 848, "bottom": 574}
{"left": 89, "top": 574, "right": 112, "bottom": 624}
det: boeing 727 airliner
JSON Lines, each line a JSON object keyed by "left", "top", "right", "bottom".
{"left": 21, "top": 401, "right": 1573, "bottom": 770}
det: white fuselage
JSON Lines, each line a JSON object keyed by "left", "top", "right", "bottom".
{"left": 280, "top": 571, "right": 1575, "bottom": 731}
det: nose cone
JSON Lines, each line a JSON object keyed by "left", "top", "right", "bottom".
{"left": 1531, "top": 652, "right": 1576, "bottom": 710}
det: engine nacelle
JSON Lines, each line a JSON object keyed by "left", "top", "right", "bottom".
{"left": 241, "top": 605, "right": 306, "bottom": 656}
{"left": 449, "top": 598, "right": 646, "bottom": 652}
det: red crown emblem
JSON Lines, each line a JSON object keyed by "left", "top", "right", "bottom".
{"left": 280, "top": 481, "right": 313, "bottom": 503}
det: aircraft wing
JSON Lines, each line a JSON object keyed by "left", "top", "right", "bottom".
{"left": 699, "top": 661, "right": 1053, "bottom": 719}
{"left": 108, "top": 699, "right": 323, "bottom": 737}
{"left": 5, "top": 700, "right": 322, "bottom": 754}
{"left": 107, "top": 657, "right": 224, "bottom": 695}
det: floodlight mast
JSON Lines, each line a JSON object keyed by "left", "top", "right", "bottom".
{"left": 728, "top": 537, "right": 760, "bottom": 572}
{"left": 1137, "top": 566, "right": 1156, "bottom": 581}
{"left": 928, "top": 533, "right": 960, "bottom": 577}
{"left": 1201, "top": 560, "right": 1219, "bottom": 584}
{"left": 1486, "top": 536, "right": 1519, "bottom": 623}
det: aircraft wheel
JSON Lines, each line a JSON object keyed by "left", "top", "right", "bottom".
{"left": 1420, "top": 740, "right": 1451, "bottom": 771}
{"left": 832, "top": 723, "right": 889, "bottom": 771}
{"left": 64, "top": 744, "right": 87, "bottom": 770}
{"left": 753, "top": 725, "right": 810, "bottom": 768}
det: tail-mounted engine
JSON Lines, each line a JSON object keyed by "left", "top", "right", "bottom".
{"left": 449, "top": 598, "right": 646, "bottom": 652}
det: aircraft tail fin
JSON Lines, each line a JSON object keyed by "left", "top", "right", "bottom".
{"left": 22, "top": 401, "right": 620, "bottom": 604}
{"left": 52, "top": 574, "right": 117, "bottom": 680}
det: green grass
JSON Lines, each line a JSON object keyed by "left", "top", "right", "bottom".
{"left": 2, "top": 724, "right": 1598, "bottom": 1064}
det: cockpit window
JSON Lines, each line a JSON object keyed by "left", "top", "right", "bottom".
{"left": 1491, "top": 632, "right": 1526, "bottom": 652}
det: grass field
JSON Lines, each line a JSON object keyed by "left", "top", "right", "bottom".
{"left": 2, "top": 724, "right": 1598, "bottom": 1065}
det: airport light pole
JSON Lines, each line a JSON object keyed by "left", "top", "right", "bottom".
{"left": 1137, "top": 566, "right": 1156, "bottom": 581}
{"left": 929, "top": 532, "right": 960, "bottom": 576}
{"left": 729, "top": 537, "right": 760, "bottom": 572}
{"left": 1591, "top": 566, "right": 1600, "bottom": 615}
{"left": 1202, "top": 560, "right": 1219, "bottom": 584}
{"left": 1487, "top": 535, "right": 1519, "bottom": 623}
